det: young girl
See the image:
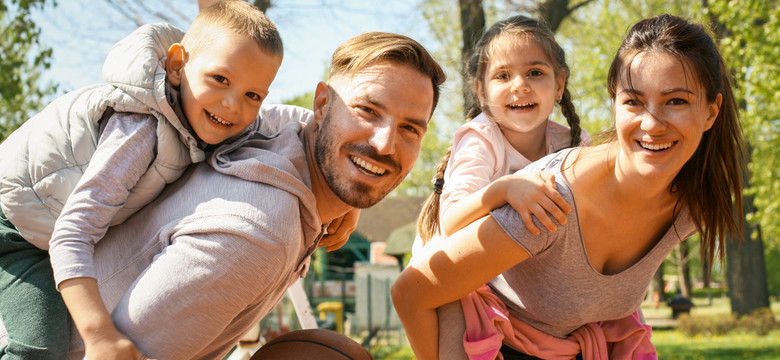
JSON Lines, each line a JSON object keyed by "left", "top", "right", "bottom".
{"left": 414, "top": 15, "right": 589, "bottom": 260}
{"left": 394, "top": 14, "right": 744, "bottom": 360}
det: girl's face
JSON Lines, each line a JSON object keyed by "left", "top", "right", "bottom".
{"left": 479, "top": 36, "right": 564, "bottom": 136}
{"left": 614, "top": 51, "right": 720, "bottom": 185}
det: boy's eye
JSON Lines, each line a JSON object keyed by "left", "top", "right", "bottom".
{"left": 246, "top": 92, "right": 262, "bottom": 102}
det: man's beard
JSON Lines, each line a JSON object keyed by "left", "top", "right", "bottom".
{"left": 314, "top": 111, "right": 404, "bottom": 209}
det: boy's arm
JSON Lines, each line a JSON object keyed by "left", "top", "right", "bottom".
{"left": 51, "top": 112, "right": 157, "bottom": 358}
{"left": 440, "top": 172, "right": 570, "bottom": 236}
{"left": 60, "top": 278, "right": 145, "bottom": 360}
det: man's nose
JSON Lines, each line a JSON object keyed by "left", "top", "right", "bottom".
{"left": 368, "top": 123, "right": 396, "bottom": 155}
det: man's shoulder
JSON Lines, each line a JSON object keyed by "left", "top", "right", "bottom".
{"left": 253, "top": 104, "right": 313, "bottom": 136}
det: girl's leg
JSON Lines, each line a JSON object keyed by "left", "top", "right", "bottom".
{"left": 0, "top": 211, "right": 70, "bottom": 360}
{"left": 437, "top": 301, "right": 468, "bottom": 360}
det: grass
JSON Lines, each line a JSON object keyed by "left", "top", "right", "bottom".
{"left": 653, "top": 328, "right": 780, "bottom": 359}
{"left": 377, "top": 295, "right": 780, "bottom": 359}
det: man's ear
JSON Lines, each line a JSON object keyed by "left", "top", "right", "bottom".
{"left": 313, "top": 81, "right": 331, "bottom": 126}
{"left": 166, "top": 43, "right": 187, "bottom": 86}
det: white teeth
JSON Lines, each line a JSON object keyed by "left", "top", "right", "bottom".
{"left": 208, "top": 111, "right": 231, "bottom": 126}
{"left": 639, "top": 141, "right": 673, "bottom": 151}
{"left": 508, "top": 103, "right": 534, "bottom": 110}
{"left": 350, "top": 156, "right": 386, "bottom": 175}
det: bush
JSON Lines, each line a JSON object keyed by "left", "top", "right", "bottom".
{"left": 676, "top": 307, "right": 778, "bottom": 337}
{"left": 738, "top": 308, "right": 777, "bottom": 336}
{"left": 677, "top": 313, "right": 737, "bottom": 336}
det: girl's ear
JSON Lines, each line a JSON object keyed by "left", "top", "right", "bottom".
{"left": 166, "top": 43, "right": 187, "bottom": 86}
{"left": 474, "top": 79, "right": 485, "bottom": 107}
{"left": 555, "top": 73, "right": 566, "bottom": 103}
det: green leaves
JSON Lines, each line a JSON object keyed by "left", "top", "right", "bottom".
{"left": 0, "top": 0, "right": 58, "bottom": 141}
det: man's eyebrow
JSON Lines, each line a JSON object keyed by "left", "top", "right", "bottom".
{"left": 356, "top": 95, "right": 429, "bottom": 130}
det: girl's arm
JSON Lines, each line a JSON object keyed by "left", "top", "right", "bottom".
{"left": 392, "top": 215, "right": 531, "bottom": 360}
{"left": 441, "top": 172, "right": 570, "bottom": 236}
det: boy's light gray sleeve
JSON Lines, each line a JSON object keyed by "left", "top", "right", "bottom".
{"left": 49, "top": 112, "right": 157, "bottom": 288}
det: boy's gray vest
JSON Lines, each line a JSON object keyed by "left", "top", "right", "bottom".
{"left": 0, "top": 23, "right": 204, "bottom": 249}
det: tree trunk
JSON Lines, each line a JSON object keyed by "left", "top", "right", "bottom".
{"left": 676, "top": 241, "right": 693, "bottom": 298}
{"left": 536, "top": 0, "right": 595, "bottom": 32}
{"left": 649, "top": 265, "right": 666, "bottom": 307}
{"left": 726, "top": 190, "right": 770, "bottom": 316}
{"left": 457, "top": 0, "right": 485, "bottom": 114}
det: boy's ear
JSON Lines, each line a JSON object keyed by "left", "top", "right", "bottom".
{"left": 166, "top": 43, "right": 187, "bottom": 86}
{"left": 313, "top": 81, "right": 331, "bottom": 126}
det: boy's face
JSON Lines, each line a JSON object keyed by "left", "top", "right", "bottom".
{"left": 167, "top": 30, "right": 282, "bottom": 145}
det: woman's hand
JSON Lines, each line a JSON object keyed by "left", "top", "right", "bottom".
{"left": 319, "top": 208, "right": 360, "bottom": 251}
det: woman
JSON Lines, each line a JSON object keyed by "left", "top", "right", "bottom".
{"left": 392, "top": 14, "right": 744, "bottom": 360}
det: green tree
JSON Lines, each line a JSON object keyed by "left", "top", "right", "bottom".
{"left": 709, "top": 0, "right": 778, "bottom": 314}
{"left": 0, "top": 0, "right": 58, "bottom": 140}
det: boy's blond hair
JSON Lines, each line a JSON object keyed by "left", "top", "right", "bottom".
{"left": 183, "top": 0, "right": 283, "bottom": 58}
{"left": 329, "top": 32, "right": 445, "bottom": 113}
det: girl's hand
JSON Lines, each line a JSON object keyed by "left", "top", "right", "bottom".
{"left": 319, "top": 208, "right": 360, "bottom": 251}
{"left": 501, "top": 171, "right": 570, "bottom": 235}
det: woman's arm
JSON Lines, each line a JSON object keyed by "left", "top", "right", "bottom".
{"left": 440, "top": 172, "right": 570, "bottom": 236}
{"left": 392, "top": 215, "right": 531, "bottom": 360}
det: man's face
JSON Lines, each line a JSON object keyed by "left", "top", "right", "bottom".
{"left": 314, "top": 62, "right": 434, "bottom": 208}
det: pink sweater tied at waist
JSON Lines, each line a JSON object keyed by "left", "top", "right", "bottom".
{"left": 460, "top": 285, "right": 658, "bottom": 360}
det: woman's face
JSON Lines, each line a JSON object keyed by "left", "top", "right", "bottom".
{"left": 613, "top": 51, "right": 721, "bottom": 185}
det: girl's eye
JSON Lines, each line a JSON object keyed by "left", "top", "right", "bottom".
{"left": 213, "top": 75, "right": 228, "bottom": 84}
{"left": 528, "top": 69, "right": 543, "bottom": 77}
{"left": 495, "top": 72, "right": 509, "bottom": 80}
{"left": 623, "top": 98, "right": 638, "bottom": 106}
{"left": 668, "top": 98, "right": 688, "bottom": 105}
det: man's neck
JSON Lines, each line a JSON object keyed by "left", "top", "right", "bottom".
{"left": 301, "top": 122, "right": 354, "bottom": 224}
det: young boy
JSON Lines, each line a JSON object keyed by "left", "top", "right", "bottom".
{"left": 0, "top": 1, "right": 282, "bottom": 358}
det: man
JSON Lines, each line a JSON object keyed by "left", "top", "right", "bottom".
{"left": 48, "top": 30, "right": 443, "bottom": 359}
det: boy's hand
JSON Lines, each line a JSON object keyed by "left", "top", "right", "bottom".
{"left": 83, "top": 328, "right": 154, "bottom": 360}
{"left": 319, "top": 208, "right": 360, "bottom": 251}
{"left": 502, "top": 171, "right": 570, "bottom": 235}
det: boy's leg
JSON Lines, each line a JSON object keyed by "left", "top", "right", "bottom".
{"left": 0, "top": 210, "right": 70, "bottom": 360}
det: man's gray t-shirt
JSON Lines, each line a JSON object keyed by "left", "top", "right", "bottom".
{"left": 489, "top": 148, "right": 697, "bottom": 338}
